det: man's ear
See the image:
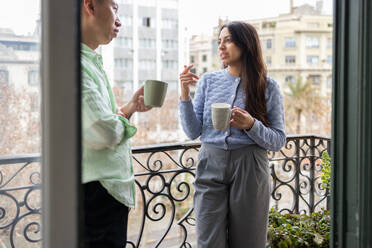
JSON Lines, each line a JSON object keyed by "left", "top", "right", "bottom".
{"left": 83, "top": 0, "right": 95, "bottom": 16}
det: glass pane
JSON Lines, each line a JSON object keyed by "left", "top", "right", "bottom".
{"left": 80, "top": 0, "right": 333, "bottom": 247}
{"left": 0, "top": 0, "right": 42, "bottom": 247}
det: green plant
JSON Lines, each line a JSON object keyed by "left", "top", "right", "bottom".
{"left": 321, "top": 151, "right": 331, "bottom": 192}
{"left": 267, "top": 208, "right": 330, "bottom": 248}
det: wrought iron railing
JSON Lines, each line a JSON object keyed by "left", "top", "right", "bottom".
{"left": 0, "top": 135, "right": 330, "bottom": 247}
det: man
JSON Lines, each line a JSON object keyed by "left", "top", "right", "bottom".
{"left": 81, "top": 0, "right": 151, "bottom": 246}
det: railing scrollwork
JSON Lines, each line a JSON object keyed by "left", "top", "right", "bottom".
{"left": 0, "top": 135, "right": 330, "bottom": 247}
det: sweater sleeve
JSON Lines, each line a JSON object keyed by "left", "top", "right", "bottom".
{"left": 244, "top": 79, "right": 286, "bottom": 151}
{"left": 178, "top": 74, "right": 207, "bottom": 140}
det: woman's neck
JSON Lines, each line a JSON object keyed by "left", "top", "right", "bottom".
{"left": 227, "top": 64, "right": 241, "bottom": 77}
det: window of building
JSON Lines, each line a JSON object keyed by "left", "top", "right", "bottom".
{"left": 285, "top": 56, "right": 296, "bottom": 64}
{"left": 266, "top": 39, "right": 272, "bottom": 49}
{"left": 307, "top": 56, "right": 319, "bottom": 64}
{"left": 308, "top": 23, "right": 320, "bottom": 28}
{"left": 163, "top": 60, "right": 177, "bottom": 69}
{"left": 162, "top": 19, "right": 178, "bottom": 29}
{"left": 327, "top": 38, "right": 332, "bottom": 48}
{"left": 262, "top": 21, "right": 276, "bottom": 29}
{"left": 202, "top": 55, "right": 207, "bottom": 62}
{"left": 266, "top": 56, "right": 272, "bottom": 66}
{"left": 327, "top": 55, "right": 332, "bottom": 64}
{"left": 203, "top": 67, "right": 208, "bottom": 73}
{"left": 285, "top": 37, "right": 296, "bottom": 48}
{"left": 115, "top": 80, "right": 133, "bottom": 100}
{"left": 139, "top": 38, "right": 156, "bottom": 49}
{"left": 306, "top": 37, "right": 320, "bottom": 48}
{"left": 28, "top": 70, "right": 39, "bottom": 86}
{"left": 190, "top": 56, "right": 195, "bottom": 63}
{"left": 141, "top": 17, "right": 153, "bottom": 28}
{"left": 285, "top": 75, "right": 296, "bottom": 85}
{"left": 212, "top": 39, "right": 219, "bottom": 54}
{"left": 120, "top": 15, "right": 132, "bottom": 26}
{"left": 308, "top": 75, "right": 321, "bottom": 85}
{"left": 115, "top": 37, "right": 132, "bottom": 48}
{"left": 30, "top": 92, "right": 40, "bottom": 111}
{"left": 116, "top": 80, "right": 133, "bottom": 90}
{"left": 0, "top": 70, "right": 9, "bottom": 84}
{"left": 162, "top": 39, "right": 178, "bottom": 49}
{"left": 327, "top": 76, "right": 332, "bottom": 87}
{"left": 139, "top": 59, "right": 156, "bottom": 70}
{"left": 0, "top": 41, "right": 39, "bottom": 51}
{"left": 114, "top": 58, "right": 133, "bottom": 69}
{"left": 167, "top": 80, "right": 178, "bottom": 92}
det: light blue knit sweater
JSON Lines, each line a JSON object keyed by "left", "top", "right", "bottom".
{"left": 179, "top": 68, "right": 286, "bottom": 151}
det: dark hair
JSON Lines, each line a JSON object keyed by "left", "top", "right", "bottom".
{"left": 220, "top": 21, "right": 269, "bottom": 127}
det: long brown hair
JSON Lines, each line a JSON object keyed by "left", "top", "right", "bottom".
{"left": 220, "top": 21, "right": 269, "bottom": 127}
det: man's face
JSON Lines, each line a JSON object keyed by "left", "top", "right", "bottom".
{"left": 93, "top": 0, "right": 121, "bottom": 45}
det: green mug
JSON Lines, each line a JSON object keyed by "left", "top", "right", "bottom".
{"left": 144, "top": 80, "right": 168, "bottom": 107}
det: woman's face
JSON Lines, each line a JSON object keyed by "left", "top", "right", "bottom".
{"left": 218, "top": 27, "right": 242, "bottom": 66}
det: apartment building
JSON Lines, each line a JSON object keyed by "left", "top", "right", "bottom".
{"left": 204, "top": 3, "right": 333, "bottom": 95}
{"left": 249, "top": 5, "right": 333, "bottom": 95}
{"left": 97, "top": 0, "right": 184, "bottom": 145}
{"left": 189, "top": 33, "right": 218, "bottom": 76}
{"left": 100, "top": 0, "right": 180, "bottom": 100}
{"left": 0, "top": 28, "right": 40, "bottom": 111}
{"left": 0, "top": 28, "right": 40, "bottom": 90}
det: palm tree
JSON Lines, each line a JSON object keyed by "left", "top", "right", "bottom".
{"left": 284, "top": 76, "right": 326, "bottom": 134}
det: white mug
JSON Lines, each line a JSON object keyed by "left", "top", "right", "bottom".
{"left": 211, "top": 103, "right": 232, "bottom": 130}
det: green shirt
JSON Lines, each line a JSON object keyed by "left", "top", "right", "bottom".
{"left": 81, "top": 43, "right": 137, "bottom": 208}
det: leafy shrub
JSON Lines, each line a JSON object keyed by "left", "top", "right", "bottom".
{"left": 267, "top": 208, "right": 330, "bottom": 248}
{"left": 321, "top": 151, "right": 331, "bottom": 192}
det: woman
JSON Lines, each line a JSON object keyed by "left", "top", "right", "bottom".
{"left": 178, "top": 21, "right": 286, "bottom": 248}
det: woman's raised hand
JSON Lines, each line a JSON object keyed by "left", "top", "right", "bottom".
{"left": 179, "top": 65, "right": 199, "bottom": 101}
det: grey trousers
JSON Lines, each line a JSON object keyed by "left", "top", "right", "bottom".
{"left": 194, "top": 144, "right": 271, "bottom": 248}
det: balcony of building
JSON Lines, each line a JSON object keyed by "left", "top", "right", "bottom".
{"left": 0, "top": 134, "right": 330, "bottom": 247}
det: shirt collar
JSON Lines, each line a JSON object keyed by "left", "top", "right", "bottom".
{"left": 81, "top": 43, "right": 103, "bottom": 66}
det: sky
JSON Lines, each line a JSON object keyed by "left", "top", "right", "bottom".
{"left": 0, "top": 0, "right": 332, "bottom": 36}
{"left": 181, "top": 0, "right": 333, "bottom": 35}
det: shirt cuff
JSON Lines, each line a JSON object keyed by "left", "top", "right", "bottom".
{"left": 118, "top": 115, "right": 137, "bottom": 140}
{"left": 244, "top": 117, "right": 260, "bottom": 136}
{"left": 179, "top": 98, "right": 192, "bottom": 104}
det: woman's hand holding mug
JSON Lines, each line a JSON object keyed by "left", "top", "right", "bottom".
{"left": 230, "top": 106, "right": 255, "bottom": 130}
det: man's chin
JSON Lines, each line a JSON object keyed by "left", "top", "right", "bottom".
{"left": 102, "top": 38, "right": 113, "bottom": 45}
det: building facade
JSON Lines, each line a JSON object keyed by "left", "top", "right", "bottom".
{"left": 207, "top": 4, "right": 333, "bottom": 96}
{"left": 0, "top": 28, "right": 40, "bottom": 111}
{"left": 189, "top": 34, "right": 218, "bottom": 77}
{"left": 100, "top": 0, "right": 180, "bottom": 99}
{"left": 0, "top": 28, "right": 40, "bottom": 90}
{"left": 98, "top": 0, "right": 184, "bottom": 145}
{"left": 249, "top": 8, "right": 333, "bottom": 96}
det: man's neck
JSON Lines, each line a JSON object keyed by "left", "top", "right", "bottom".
{"left": 82, "top": 39, "right": 99, "bottom": 51}
{"left": 81, "top": 26, "right": 99, "bottom": 50}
